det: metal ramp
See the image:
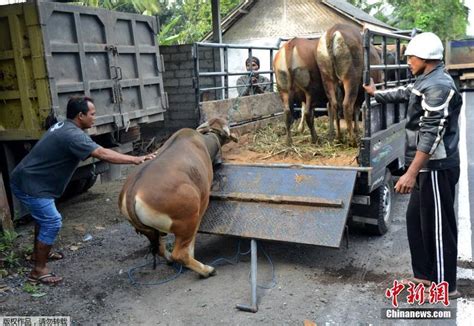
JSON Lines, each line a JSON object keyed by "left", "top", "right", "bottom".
{"left": 199, "top": 163, "right": 358, "bottom": 312}
{"left": 200, "top": 163, "right": 357, "bottom": 248}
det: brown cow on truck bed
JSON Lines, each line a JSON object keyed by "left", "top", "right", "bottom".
{"left": 273, "top": 38, "right": 327, "bottom": 145}
{"left": 119, "top": 118, "right": 237, "bottom": 278}
{"left": 316, "top": 24, "right": 382, "bottom": 146}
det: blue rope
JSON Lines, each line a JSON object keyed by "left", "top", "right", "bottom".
{"left": 255, "top": 242, "right": 277, "bottom": 290}
{"left": 126, "top": 239, "right": 277, "bottom": 289}
{"left": 208, "top": 239, "right": 251, "bottom": 267}
{"left": 127, "top": 259, "right": 183, "bottom": 286}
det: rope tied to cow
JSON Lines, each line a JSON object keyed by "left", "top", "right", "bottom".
{"left": 126, "top": 239, "right": 277, "bottom": 289}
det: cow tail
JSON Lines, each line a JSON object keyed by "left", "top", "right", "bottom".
{"left": 327, "top": 31, "right": 344, "bottom": 115}
{"left": 327, "top": 31, "right": 337, "bottom": 79}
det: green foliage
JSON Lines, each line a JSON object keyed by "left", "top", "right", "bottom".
{"left": 23, "top": 282, "right": 42, "bottom": 295}
{"left": 3, "top": 251, "right": 19, "bottom": 268}
{"left": 0, "top": 230, "right": 18, "bottom": 253}
{"left": 22, "top": 244, "right": 33, "bottom": 256}
{"left": 73, "top": 0, "right": 241, "bottom": 45}
{"left": 358, "top": 0, "right": 468, "bottom": 40}
{"left": 74, "top": 0, "right": 161, "bottom": 15}
{"left": 158, "top": 0, "right": 241, "bottom": 45}
{"left": 386, "top": 0, "right": 468, "bottom": 39}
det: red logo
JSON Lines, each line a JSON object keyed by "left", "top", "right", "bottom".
{"left": 385, "top": 280, "right": 450, "bottom": 307}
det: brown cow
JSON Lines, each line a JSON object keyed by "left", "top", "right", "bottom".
{"left": 316, "top": 24, "right": 382, "bottom": 146}
{"left": 119, "top": 118, "right": 237, "bottom": 278}
{"left": 273, "top": 38, "right": 327, "bottom": 145}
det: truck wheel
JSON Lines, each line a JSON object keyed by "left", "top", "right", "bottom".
{"left": 82, "top": 175, "right": 98, "bottom": 192}
{"left": 60, "top": 175, "right": 97, "bottom": 200}
{"left": 366, "top": 169, "right": 394, "bottom": 235}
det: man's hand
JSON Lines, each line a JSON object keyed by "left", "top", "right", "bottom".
{"left": 251, "top": 76, "right": 258, "bottom": 85}
{"left": 394, "top": 151, "right": 431, "bottom": 194}
{"left": 363, "top": 78, "right": 376, "bottom": 96}
{"left": 394, "top": 171, "right": 417, "bottom": 194}
{"left": 133, "top": 152, "right": 156, "bottom": 165}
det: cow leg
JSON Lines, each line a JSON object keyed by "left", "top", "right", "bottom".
{"left": 353, "top": 105, "right": 360, "bottom": 135}
{"left": 171, "top": 232, "right": 216, "bottom": 278}
{"left": 303, "top": 93, "right": 317, "bottom": 143}
{"left": 158, "top": 233, "right": 173, "bottom": 264}
{"left": 328, "top": 96, "right": 340, "bottom": 141}
{"left": 139, "top": 228, "right": 161, "bottom": 269}
{"left": 318, "top": 76, "right": 339, "bottom": 141}
{"left": 297, "top": 102, "right": 306, "bottom": 133}
{"left": 342, "top": 80, "right": 359, "bottom": 146}
{"left": 281, "top": 91, "right": 293, "bottom": 146}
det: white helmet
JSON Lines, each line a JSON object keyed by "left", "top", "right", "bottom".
{"left": 405, "top": 32, "right": 444, "bottom": 60}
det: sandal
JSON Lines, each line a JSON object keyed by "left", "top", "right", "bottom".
{"left": 25, "top": 251, "right": 64, "bottom": 262}
{"left": 449, "top": 290, "right": 462, "bottom": 299}
{"left": 401, "top": 277, "right": 432, "bottom": 287}
{"left": 27, "top": 272, "right": 63, "bottom": 285}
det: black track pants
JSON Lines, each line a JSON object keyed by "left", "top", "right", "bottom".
{"left": 406, "top": 167, "right": 460, "bottom": 292}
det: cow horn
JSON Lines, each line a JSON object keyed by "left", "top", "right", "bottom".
{"left": 196, "top": 121, "right": 210, "bottom": 134}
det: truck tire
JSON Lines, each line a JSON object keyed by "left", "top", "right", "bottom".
{"left": 366, "top": 169, "right": 394, "bottom": 235}
{"left": 82, "top": 174, "right": 98, "bottom": 192}
{"left": 60, "top": 175, "right": 97, "bottom": 200}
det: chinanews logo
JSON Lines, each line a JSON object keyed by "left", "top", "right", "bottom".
{"left": 382, "top": 280, "right": 455, "bottom": 320}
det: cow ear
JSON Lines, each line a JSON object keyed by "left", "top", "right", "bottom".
{"left": 196, "top": 122, "right": 211, "bottom": 134}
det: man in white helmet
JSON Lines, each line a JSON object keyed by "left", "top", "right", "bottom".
{"left": 364, "top": 32, "right": 463, "bottom": 299}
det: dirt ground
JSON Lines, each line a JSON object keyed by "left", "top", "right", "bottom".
{"left": 1, "top": 125, "right": 473, "bottom": 325}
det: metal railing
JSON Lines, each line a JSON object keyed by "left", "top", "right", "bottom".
{"left": 193, "top": 42, "right": 278, "bottom": 114}
{"left": 363, "top": 29, "right": 413, "bottom": 137}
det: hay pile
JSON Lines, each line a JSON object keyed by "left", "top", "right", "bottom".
{"left": 223, "top": 116, "right": 360, "bottom": 166}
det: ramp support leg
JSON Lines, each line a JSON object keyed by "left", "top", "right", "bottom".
{"left": 236, "top": 239, "right": 258, "bottom": 313}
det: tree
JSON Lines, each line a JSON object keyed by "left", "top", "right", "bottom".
{"left": 355, "top": 0, "right": 468, "bottom": 40}
{"left": 387, "top": 0, "right": 468, "bottom": 40}
{"left": 74, "top": 0, "right": 242, "bottom": 45}
{"left": 73, "top": 0, "right": 162, "bottom": 15}
{"left": 160, "top": 0, "right": 241, "bottom": 45}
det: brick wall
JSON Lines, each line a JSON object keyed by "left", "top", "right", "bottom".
{"left": 140, "top": 44, "right": 220, "bottom": 144}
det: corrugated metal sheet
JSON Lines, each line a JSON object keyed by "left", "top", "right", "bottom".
{"left": 323, "top": 0, "right": 394, "bottom": 29}
{"left": 223, "top": 0, "right": 361, "bottom": 41}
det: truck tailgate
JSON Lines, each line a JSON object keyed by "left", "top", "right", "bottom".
{"left": 199, "top": 163, "right": 358, "bottom": 248}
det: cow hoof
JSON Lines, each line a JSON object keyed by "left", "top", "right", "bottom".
{"left": 199, "top": 266, "right": 217, "bottom": 278}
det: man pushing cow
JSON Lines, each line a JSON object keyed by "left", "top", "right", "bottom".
{"left": 10, "top": 96, "right": 155, "bottom": 285}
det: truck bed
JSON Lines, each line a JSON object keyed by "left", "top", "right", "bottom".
{"left": 223, "top": 118, "right": 359, "bottom": 167}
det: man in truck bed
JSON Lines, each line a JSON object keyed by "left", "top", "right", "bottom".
{"left": 10, "top": 96, "right": 155, "bottom": 285}
{"left": 364, "top": 32, "right": 463, "bottom": 299}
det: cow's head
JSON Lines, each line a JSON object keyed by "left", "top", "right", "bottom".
{"left": 196, "top": 118, "right": 238, "bottom": 144}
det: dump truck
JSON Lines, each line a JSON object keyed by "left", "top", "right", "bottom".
{"left": 446, "top": 38, "right": 474, "bottom": 90}
{"left": 0, "top": 1, "right": 167, "bottom": 220}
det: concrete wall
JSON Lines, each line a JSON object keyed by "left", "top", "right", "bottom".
{"left": 140, "top": 44, "right": 220, "bottom": 144}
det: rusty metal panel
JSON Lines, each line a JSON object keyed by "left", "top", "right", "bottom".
{"left": 37, "top": 2, "right": 166, "bottom": 135}
{"left": 0, "top": 3, "right": 50, "bottom": 140}
{"left": 199, "top": 164, "right": 357, "bottom": 248}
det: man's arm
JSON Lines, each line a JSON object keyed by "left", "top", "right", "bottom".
{"left": 236, "top": 76, "right": 251, "bottom": 96}
{"left": 256, "top": 76, "right": 271, "bottom": 93}
{"left": 394, "top": 151, "right": 430, "bottom": 194}
{"left": 417, "top": 86, "right": 455, "bottom": 155}
{"left": 91, "top": 147, "right": 155, "bottom": 165}
{"left": 363, "top": 78, "right": 412, "bottom": 103}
